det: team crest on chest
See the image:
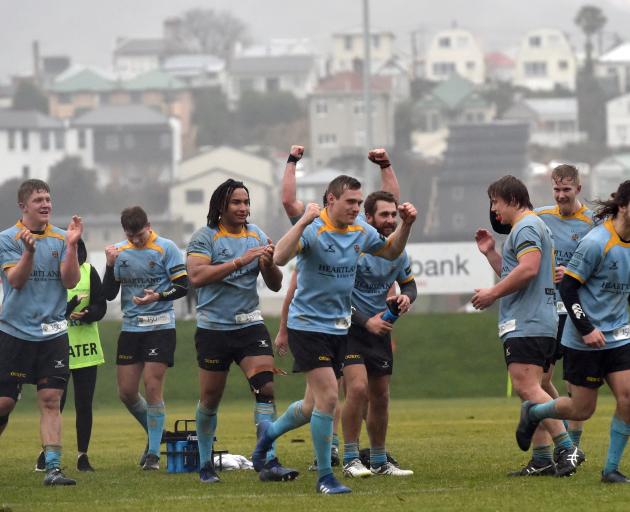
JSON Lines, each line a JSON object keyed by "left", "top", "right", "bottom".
{"left": 354, "top": 244, "right": 360, "bottom": 253}
{"left": 51, "top": 250, "right": 59, "bottom": 258}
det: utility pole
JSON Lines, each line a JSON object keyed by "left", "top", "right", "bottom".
{"left": 362, "top": 0, "right": 373, "bottom": 192}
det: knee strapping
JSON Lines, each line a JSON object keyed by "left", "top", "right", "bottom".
{"left": 249, "top": 371, "right": 274, "bottom": 403}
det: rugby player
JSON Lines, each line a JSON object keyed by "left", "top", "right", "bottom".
{"left": 102, "top": 206, "right": 188, "bottom": 470}
{"left": 473, "top": 175, "right": 583, "bottom": 477}
{"left": 517, "top": 181, "right": 630, "bottom": 483}
{"left": 252, "top": 175, "right": 417, "bottom": 494}
{"left": 342, "top": 189, "right": 416, "bottom": 478}
{"left": 535, "top": 164, "right": 593, "bottom": 451}
{"left": 0, "top": 179, "right": 83, "bottom": 486}
{"left": 186, "top": 179, "right": 297, "bottom": 484}
{"left": 276, "top": 145, "right": 400, "bottom": 470}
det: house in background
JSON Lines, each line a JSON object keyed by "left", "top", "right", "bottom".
{"left": 411, "top": 74, "right": 496, "bottom": 157}
{"left": 308, "top": 71, "right": 394, "bottom": 168}
{"left": 72, "top": 104, "right": 180, "bottom": 188}
{"left": 162, "top": 54, "right": 226, "bottom": 89}
{"left": 513, "top": 28, "right": 577, "bottom": 91}
{"left": 169, "top": 146, "right": 278, "bottom": 241}
{"left": 423, "top": 122, "right": 530, "bottom": 241}
{"left": 227, "top": 52, "right": 318, "bottom": 103}
{"left": 423, "top": 28, "right": 485, "bottom": 85}
{"left": 113, "top": 17, "right": 187, "bottom": 80}
{"left": 47, "top": 67, "right": 195, "bottom": 155}
{"left": 596, "top": 42, "right": 630, "bottom": 96}
{"left": 606, "top": 92, "right": 630, "bottom": 148}
{"left": 329, "top": 28, "right": 396, "bottom": 75}
{"left": 485, "top": 52, "right": 516, "bottom": 83}
{"left": 0, "top": 109, "right": 92, "bottom": 184}
{"left": 503, "top": 97, "right": 585, "bottom": 147}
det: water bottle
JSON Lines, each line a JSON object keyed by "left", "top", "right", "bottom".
{"left": 382, "top": 301, "right": 400, "bottom": 324}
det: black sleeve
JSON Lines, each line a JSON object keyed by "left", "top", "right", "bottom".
{"left": 158, "top": 275, "right": 189, "bottom": 302}
{"left": 351, "top": 306, "right": 370, "bottom": 328}
{"left": 559, "top": 274, "right": 595, "bottom": 336}
{"left": 101, "top": 265, "right": 120, "bottom": 301}
{"left": 66, "top": 295, "right": 81, "bottom": 318}
{"left": 399, "top": 279, "right": 418, "bottom": 303}
{"left": 80, "top": 266, "right": 107, "bottom": 323}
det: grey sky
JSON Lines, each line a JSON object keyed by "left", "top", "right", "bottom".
{"left": 1, "top": 0, "right": 629, "bottom": 82}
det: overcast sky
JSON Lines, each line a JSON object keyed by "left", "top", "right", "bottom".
{"left": 1, "top": 0, "right": 629, "bottom": 82}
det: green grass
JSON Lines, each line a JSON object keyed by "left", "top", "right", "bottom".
{"left": 2, "top": 398, "right": 630, "bottom": 512}
{"left": 3, "top": 313, "right": 619, "bottom": 510}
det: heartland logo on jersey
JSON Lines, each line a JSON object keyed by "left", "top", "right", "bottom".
{"left": 148, "top": 348, "right": 159, "bottom": 357}
{"left": 119, "top": 259, "right": 129, "bottom": 268}
{"left": 54, "top": 360, "right": 65, "bottom": 369}
{"left": 354, "top": 244, "right": 360, "bottom": 253}
{"left": 609, "top": 261, "right": 618, "bottom": 270}
{"left": 572, "top": 304, "right": 585, "bottom": 319}
{"left": 361, "top": 264, "right": 372, "bottom": 274}
{"left": 325, "top": 244, "right": 336, "bottom": 253}
{"left": 218, "top": 248, "right": 230, "bottom": 257}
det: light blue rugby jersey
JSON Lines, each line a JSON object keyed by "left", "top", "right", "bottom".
{"left": 0, "top": 221, "right": 69, "bottom": 342}
{"left": 498, "top": 212, "right": 558, "bottom": 341}
{"left": 114, "top": 231, "right": 186, "bottom": 332}
{"left": 535, "top": 205, "right": 594, "bottom": 315}
{"left": 562, "top": 219, "right": 630, "bottom": 351}
{"left": 187, "top": 223, "right": 269, "bottom": 331}
{"left": 288, "top": 208, "right": 390, "bottom": 334}
{"left": 353, "top": 251, "right": 414, "bottom": 318}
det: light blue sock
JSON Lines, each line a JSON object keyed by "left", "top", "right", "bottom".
{"left": 370, "top": 446, "right": 387, "bottom": 468}
{"left": 552, "top": 432, "right": 574, "bottom": 451}
{"left": 255, "top": 401, "right": 277, "bottom": 463}
{"left": 44, "top": 444, "right": 62, "bottom": 471}
{"left": 529, "top": 400, "right": 561, "bottom": 421}
{"left": 604, "top": 415, "right": 630, "bottom": 475}
{"left": 343, "top": 442, "right": 359, "bottom": 464}
{"left": 311, "top": 409, "right": 334, "bottom": 479}
{"left": 147, "top": 402, "right": 165, "bottom": 456}
{"left": 125, "top": 395, "right": 148, "bottom": 432}
{"left": 267, "top": 400, "right": 310, "bottom": 439}
{"left": 196, "top": 403, "right": 217, "bottom": 468}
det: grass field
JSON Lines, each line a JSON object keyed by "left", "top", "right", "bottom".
{"left": 2, "top": 398, "right": 630, "bottom": 512}
{"left": 1, "top": 314, "right": 625, "bottom": 510}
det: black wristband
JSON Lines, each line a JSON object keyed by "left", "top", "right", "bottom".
{"left": 287, "top": 154, "right": 300, "bottom": 164}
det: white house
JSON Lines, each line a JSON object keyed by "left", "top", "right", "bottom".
{"left": 607, "top": 93, "right": 630, "bottom": 148}
{"left": 424, "top": 28, "right": 485, "bottom": 85}
{"left": 597, "top": 42, "right": 630, "bottom": 95}
{"left": 170, "top": 146, "right": 277, "bottom": 241}
{"left": 330, "top": 28, "right": 396, "bottom": 75}
{"left": 0, "top": 109, "right": 93, "bottom": 185}
{"left": 113, "top": 38, "right": 164, "bottom": 80}
{"left": 503, "top": 97, "right": 585, "bottom": 147}
{"left": 514, "top": 29, "right": 577, "bottom": 91}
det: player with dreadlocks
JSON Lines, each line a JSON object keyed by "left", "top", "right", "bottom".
{"left": 186, "top": 179, "right": 299, "bottom": 484}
